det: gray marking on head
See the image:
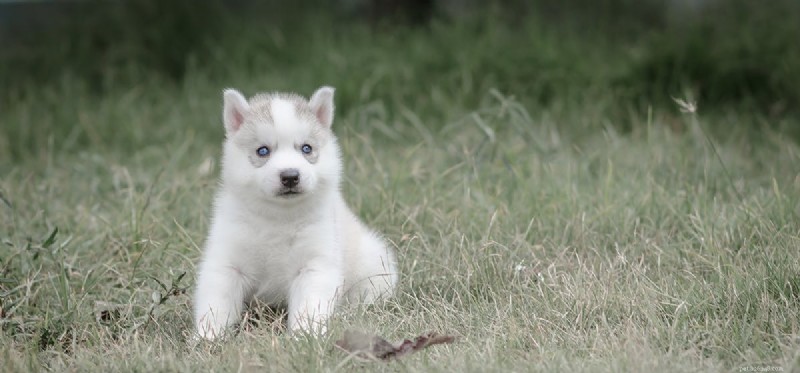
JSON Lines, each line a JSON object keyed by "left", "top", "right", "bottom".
{"left": 230, "top": 91, "right": 334, "bottom": 167}
{"left": 298, "top": 143, "right": 320, "bottom": 164}
{"left": 232, "top": 130, "right": 269, "bottom": 168}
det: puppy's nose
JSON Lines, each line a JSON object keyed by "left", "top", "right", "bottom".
{"left": 280, "top": 169, "right": 300, "bottom": 188}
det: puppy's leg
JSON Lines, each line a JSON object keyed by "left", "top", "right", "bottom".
{"left": 287, "top": 258, "right": 342, "bottom": 334}
{"left": 194, "top": 264, "right": 248, "bottom": 340}
{"left": 345, "top": 232, "right": 398, "bottom": 304}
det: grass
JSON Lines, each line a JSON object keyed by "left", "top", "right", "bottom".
{"left": 1, "top": 8, "right": 800, "bottom": 373}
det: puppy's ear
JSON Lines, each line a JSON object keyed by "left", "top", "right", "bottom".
{"left": 309, "top": 86, "right": 335, "bottom": 128}
{"left": 223, "top": 89, "right": 250, "bottom": 134}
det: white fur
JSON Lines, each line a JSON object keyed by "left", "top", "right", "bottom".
{"left": 194, "top": 86, "right": 398, "bottom": 339}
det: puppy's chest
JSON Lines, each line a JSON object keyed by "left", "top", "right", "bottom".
{"left": 231, "top": 218, "right": 333, "bottom": 276}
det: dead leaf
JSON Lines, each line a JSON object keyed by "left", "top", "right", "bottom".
{"left": 335, "top": 329, "right": 456, "bottom": 361}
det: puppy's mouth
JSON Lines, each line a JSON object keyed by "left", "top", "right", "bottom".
{"left": 276, "top": 188, "right": 303, "bottom": 198}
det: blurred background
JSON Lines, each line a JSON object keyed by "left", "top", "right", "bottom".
{"left": 1, "top": 0, "right": 798, "bottom": 161}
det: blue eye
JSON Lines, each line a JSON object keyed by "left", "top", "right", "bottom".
{"left": 301, "top": 144, "right": 313, "bottom": 154}
{"left": 256, "top": 146, "right": 270, "bottom": 157}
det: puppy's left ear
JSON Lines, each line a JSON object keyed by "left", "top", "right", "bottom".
{"left": 309, "top": 86, "right": 335, "bottom": 128}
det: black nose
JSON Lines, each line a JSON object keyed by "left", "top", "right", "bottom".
{"left": 280, "top": 169, "right": 300, "bottom": 188}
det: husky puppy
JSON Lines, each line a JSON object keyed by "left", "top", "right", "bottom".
{"left": 193, "top": 86, "right": 397, "bottom": 339}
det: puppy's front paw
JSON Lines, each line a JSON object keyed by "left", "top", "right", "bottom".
{"left": 195, "top": 312, "right": 230, "bottom": 341}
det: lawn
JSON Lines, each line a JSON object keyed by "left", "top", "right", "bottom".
{"left": 1, "top": 4, "right": 799, "bottom": 372}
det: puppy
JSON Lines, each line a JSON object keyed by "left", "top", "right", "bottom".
{"left": 194, "top": 86, "right": 397, "bottom": 339}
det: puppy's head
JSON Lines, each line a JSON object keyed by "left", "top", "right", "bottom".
{"left": 219, "top": 86, "right": 341, "bottom": 202}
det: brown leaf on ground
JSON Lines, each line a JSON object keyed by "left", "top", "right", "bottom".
{"left": 335, "top": 329, "right": 456, "bottom": 361}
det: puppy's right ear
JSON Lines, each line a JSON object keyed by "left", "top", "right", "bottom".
{"left": 223, "top": 89, "right": 250, "bottom": 134}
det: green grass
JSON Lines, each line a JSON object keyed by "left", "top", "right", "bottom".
{"left": 2, "top": 11, "right": 800, "bottom": 373}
